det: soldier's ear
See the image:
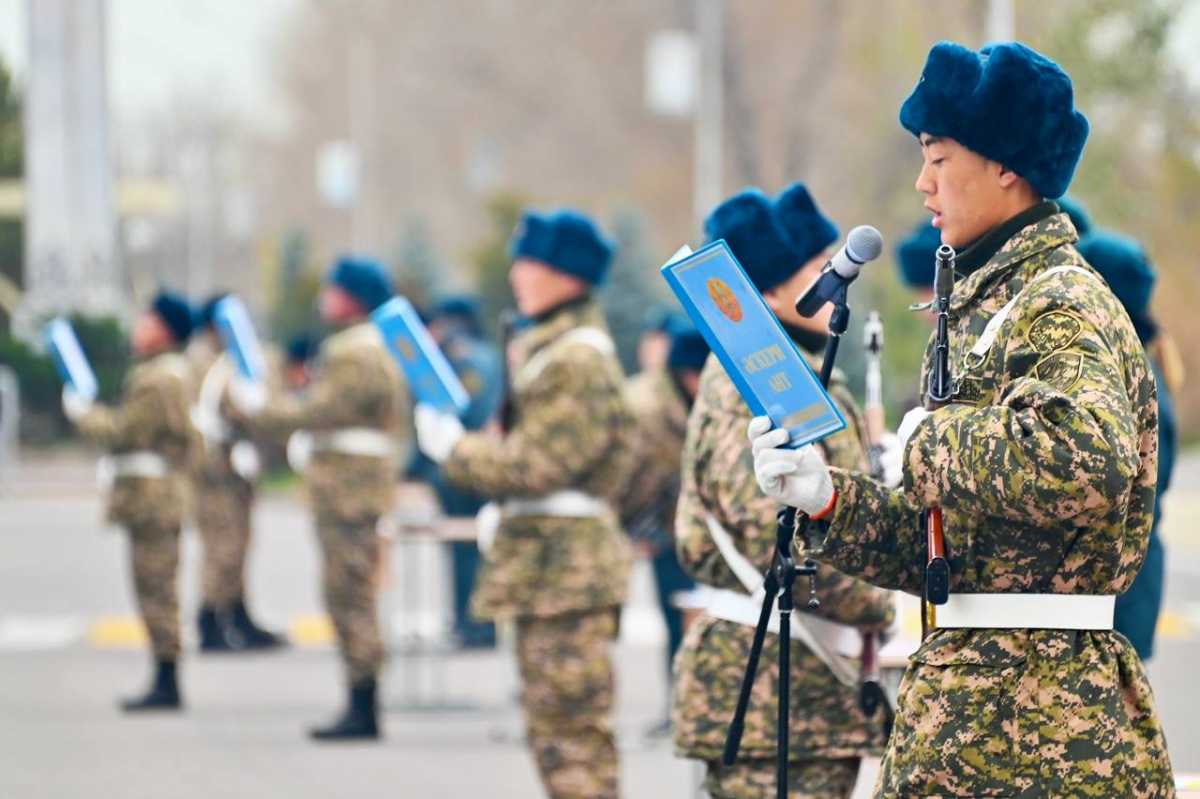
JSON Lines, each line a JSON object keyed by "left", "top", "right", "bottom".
{"left": 995, "top": 163, "right": 1021, "bottom": 190}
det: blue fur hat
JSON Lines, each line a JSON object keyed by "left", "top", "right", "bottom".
{"left": 704, "top": 189, "right": 803, "bottom": 292}
{"left": 774, "top": 182, "right": 839, "bottom": 267}
{"left": 1077, "top": 230, "right": 1157, "bottom": 341}
{"left": 286, "top": 333, "right": 319, "bottom": 365}
{"left": 1056, "top": 195, "right": 1092, "bottom": 237}
{"left": 895, "top": 221, "right": 943, "bottom": 289}
{"left": 509, "top": 209, "right": 615, "bottom": 285}
{"left": 899, "top": 41, "right": 1089, "bottom": 199}
{"left": 667, "top": 324, "right": 711, "bottom": 372}
{"left": 328, "top": 255, "right": 393, "bottom": 311}
{"left": 152, "top": 290, "right": 194, "bottom": 344}
{"left": 193, "top": 291, "right": 228, "bottom": 331}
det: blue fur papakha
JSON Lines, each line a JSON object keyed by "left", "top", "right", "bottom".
{"left": 774, "top": 182, "right": 839, "bottom": 268}
{"left": 509, "top": 209, "right": 615, "bottom": 285}
{"left": 899, "top": 41, "right": 1089, "bottom": 199}
{"left": 1077, "top": 230, "right": 1156, "bottom": 340}
{"left": 895, "top": 220, "right": 943, "bottom": 289}
{"left": 192, "top": 291, "right": 228, "bottom": 331}
{"left": 329, "top": 254, "right": 393, "bottom": 312}
{"left": 667, "top": 324, "right": 711, "bottom": 372}
{"left": 153, "top": 289, "right": 195, "bottom": 344}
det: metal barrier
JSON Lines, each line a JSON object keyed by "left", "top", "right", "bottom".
{"left": 0, "top": 365, "right": 18, "bottom": 493}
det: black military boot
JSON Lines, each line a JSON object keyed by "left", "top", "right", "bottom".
{"left": 197, "top": 604, "right": 239, "bottom": 652}
{"left": 308, "top": 679, "right": 380, "bottom": 741}
{"left": 229, "top": 598, "right": 286, "bottom": 650}
{"left": 120, "top": 660, "right": 182, "bottom": 712}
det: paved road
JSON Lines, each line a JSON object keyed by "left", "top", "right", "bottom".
{"left": 1, "top": 450, "right": 1197, "bottom": 797}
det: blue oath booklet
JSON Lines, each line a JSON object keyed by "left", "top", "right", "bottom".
{"left": 214, "top": 296, "right": 268, "bottom": 382}
{"left": 372, "top": 297, "right": 470, "bottom": 416}
{"left": 661, "top": 241, "right": 845, "bottom": 448}
{"left": 45, "top": 318, "right": 99, "bottom": 401}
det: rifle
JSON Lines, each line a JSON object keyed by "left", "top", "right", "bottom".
{"left": 497, "top": 309, "right": 518, "bottom": 434}
{"left": 922, "top": 245, "right": 955, "bottom": 633}
{"left": 858, "top": 309, "right": 889, "bottom": 721}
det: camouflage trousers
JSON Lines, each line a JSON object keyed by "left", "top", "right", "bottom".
{"left": 194, "top": 475, "right": 253, "bottom": 609}
{"left": 316, "top": 514, "right": 385, "bottom": 684}
{"left": 704, "top": 757, "right": 860, "bottom": 799}
{"left": 127, "top": 519, "right": 182, "bottom": 660}
{"left": 515, "top": 608, "right": 619, "bottom": 799}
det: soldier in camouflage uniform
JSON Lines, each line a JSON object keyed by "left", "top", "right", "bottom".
{"left": 752, "top": 42, "right": 1174, "bottom": 796}
{"left": 415, "top": 210, "right": 632, "bottom": 799}
{"left": 63, "top": 291, "right": 197, "bottom": 711}
{"left": 188, "top": 293, "right": 284, "bottom": 652}
{"left": 674, "top": 185, "right": 897, "bottom": 799}
{"left": 232, "top": 256, "right": 408, "bottom": 741}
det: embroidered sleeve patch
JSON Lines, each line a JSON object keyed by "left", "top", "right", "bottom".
{"left": 1034, "top": 351, "right": 1084, "bottom": 393}
{"left": 1027, "top": 310, "right": 1083, "bottom": 354}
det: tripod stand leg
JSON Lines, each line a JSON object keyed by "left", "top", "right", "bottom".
{"left": 777, "top": 602, "right": 791, "bottom": 799}
{"left": 721, "top": 571, "right": 780, "bottom": 766}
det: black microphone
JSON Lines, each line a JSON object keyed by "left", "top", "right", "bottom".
{"left": 795, "top": 225, "right": 884, "bottom": 317}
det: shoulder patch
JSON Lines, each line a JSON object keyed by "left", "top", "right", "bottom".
{"left": 1034, "top": 351, "right": 1083, "bottom": 393}
{"left": 1027, "top": 310, "right": 1083, "bottom": 354}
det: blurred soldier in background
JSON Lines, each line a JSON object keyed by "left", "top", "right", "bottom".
{"left": 618, "top": 318, "right": 708, "bottom": 738}
{"left": 672, "top": 185, "right": 896, "bottom": 799}
{"left": 414, "top": 210, "right": 633, "bottom": 799}
{"left": 231, "top": 256, "right": 408, "bottom": 741}
{"left": 635, "top": 307, "right": 678, "bottom": 373}
{"left": 188, "top": 294, "right": 285, "bottom": 652}
{"left": 1078, "top": 231, "right": 1183, "bottom": 662}
{"left": 282, "top": 333, "right": 319, "bottom": 392}
{"left": 894, "top": 219, "right": 941, "bottom": 310}
{"left": 413, "top": 295, "right": 503, "bottom": 649}
{"left": 62, "top": 291, "right": 197, "bottom": 711}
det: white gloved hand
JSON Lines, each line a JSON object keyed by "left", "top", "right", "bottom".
{"left": 475, "top": 501, "right": 501, "bottom": 554}
{"left": 286, "top": 431, "right": 313, "bottom": 473}
{"left": 415, "top": 403, "right": 465, "bottom": 464}
{"left": 229, "top": 377, "right": 267, "bottom": 416}
{"left": 876, "top": 431, "right": 904, "bottom": 488}
{"left": 230, "top": 440, "right": 262, "bottom": 481}
{"left": 747, "top": 416, "right": 835, "bottom": 517}
{"left": 62, "top": 386, "right": 93, "bottom": 422}
{"left": 896, "top": 406, "right": 932, "bottom": 451}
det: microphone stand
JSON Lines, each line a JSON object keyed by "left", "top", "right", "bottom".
{"left": 722, "top": 281, "right": 850, "bottom": 799}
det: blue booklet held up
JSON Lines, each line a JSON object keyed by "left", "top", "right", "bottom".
{"left": 372, "top": 297, "right": 470, "bottom": 416}
{"left": 45, "top": 318, "right": 99, "bottom": 401}
{"left": 661, "top": 241, "right": 845, "bottom": 448}
{"left": 213, "top": 296, "right": 267, "bottom": 382}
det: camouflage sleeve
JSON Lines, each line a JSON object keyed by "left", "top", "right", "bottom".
{"left": 904, "top": 273, "right": 1143, "bottom": 529}
{"left": 75, "top": 374, "right": 175, "bottom": 450}
{"left": 442, "top": 351, "right": 616, "bottom": 498}
{"left": 251, "top": 349, "right": 377, "bottom": 439}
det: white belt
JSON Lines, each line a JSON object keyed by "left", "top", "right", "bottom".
{"left": 936, "top": 593, "right": 1115, "bottom": 630}
{"left": 98, "top": 452, "right": 169, "bottom": 489}
{"left": 309, "top": 427, "right": 397, "bottom": 459}
{"left": 503, "top": 490, "right": 610, "bottom": 519}
{"left": 705, "top": 587, "right": 864, "bottom": 658}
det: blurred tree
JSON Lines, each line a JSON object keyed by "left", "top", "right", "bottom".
{"left": 468, "top": 191, "right": 525, "bottom": 340}
{"left": 268, "top": 229, "right": 321, "bottom": 343}
{"left": 0, "top": 58, "right": 23, "bottom": 333}
{"left": 599, "top": 209, "right": 673, "bottom": 374}
{"left": 391, "top": 217, "right": 446, "bottom": 313}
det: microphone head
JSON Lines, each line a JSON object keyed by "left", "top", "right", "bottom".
{"left": 829, "top": 225, "right": 883, "bottom": 279}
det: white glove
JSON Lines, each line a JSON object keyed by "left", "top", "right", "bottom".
{"left": 415, "top": 403, "right": 465, "bottom": 464}
{"left": 229, "top": 377, "right": 267, "bottom": 416}
{"left": 747, "top": 416, "right": 835, "bottom": 517}
{"left": 876, "top": 432, "right": 903, "bottom": 488}
{"left": 230, "top": 440, "right": 262, "bottom": 480}
{"left": 286, "top": 431, "right": 313, "bottom": 473}
{"left": 475, "top": 501, "right": 501, "bottom": 554}
{"left": 896, "top": 406, "right": 932, "bottom": 451}
{"left": 62, "top": 386, "right": 93, "bottom": 422}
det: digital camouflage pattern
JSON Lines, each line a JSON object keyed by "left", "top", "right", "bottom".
{"left": 516, "top": 609, "right": 620, "bottom": 799}
{"left": 74, "top": 350, "right": 196, "bottom": 659}
{"left": 443, "top": 299, "right": 634, "bottom": 620}
{"left": 247, "top": 321, "right": 407, "bottom": 683}
{"left": 673, "top": 350, "right": 895, "bottom": 772}
{"left": 615, "top": 367, "right": 691, "bottom": 551}
{"left": 819, "top": 212, "right": 1174, "bottom": 797}
{"left": 705, "top": 756, "right": 860, "bottom": 799}
{"left": 189, "top": 342, "right": 256, "bottom": 608}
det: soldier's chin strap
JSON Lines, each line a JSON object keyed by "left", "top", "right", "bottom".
{"left": 722, "top": 286, "right": 850, "bottom": 799}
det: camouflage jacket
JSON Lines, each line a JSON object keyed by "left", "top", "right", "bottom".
{"left": 819, "top": 212, "right": 1173, "bottom": 796}
{"left": 75, "top": 350, "right": 195, "bottom": 530}
{"left": 443, "top": 299, "right": 634, "bottom": 620}
{"left": 251, "top": 322, "right": 409, "bottom": 525}
{"left": 188, "top": 340, "right": 258, "bottom": 490}
{"left": 673, "top": 350, "right": 896, "bottom": 762}
{"left": 615, "top": 367, "right": 691, "bottom": 551}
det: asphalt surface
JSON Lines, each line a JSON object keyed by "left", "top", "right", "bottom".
{"left": 0, "top": 450, "right": 1197, "bottom": 797}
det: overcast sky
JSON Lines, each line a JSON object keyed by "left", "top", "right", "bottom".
{"left": 0, "top": 0, "right": 1197, "bottom": 130}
